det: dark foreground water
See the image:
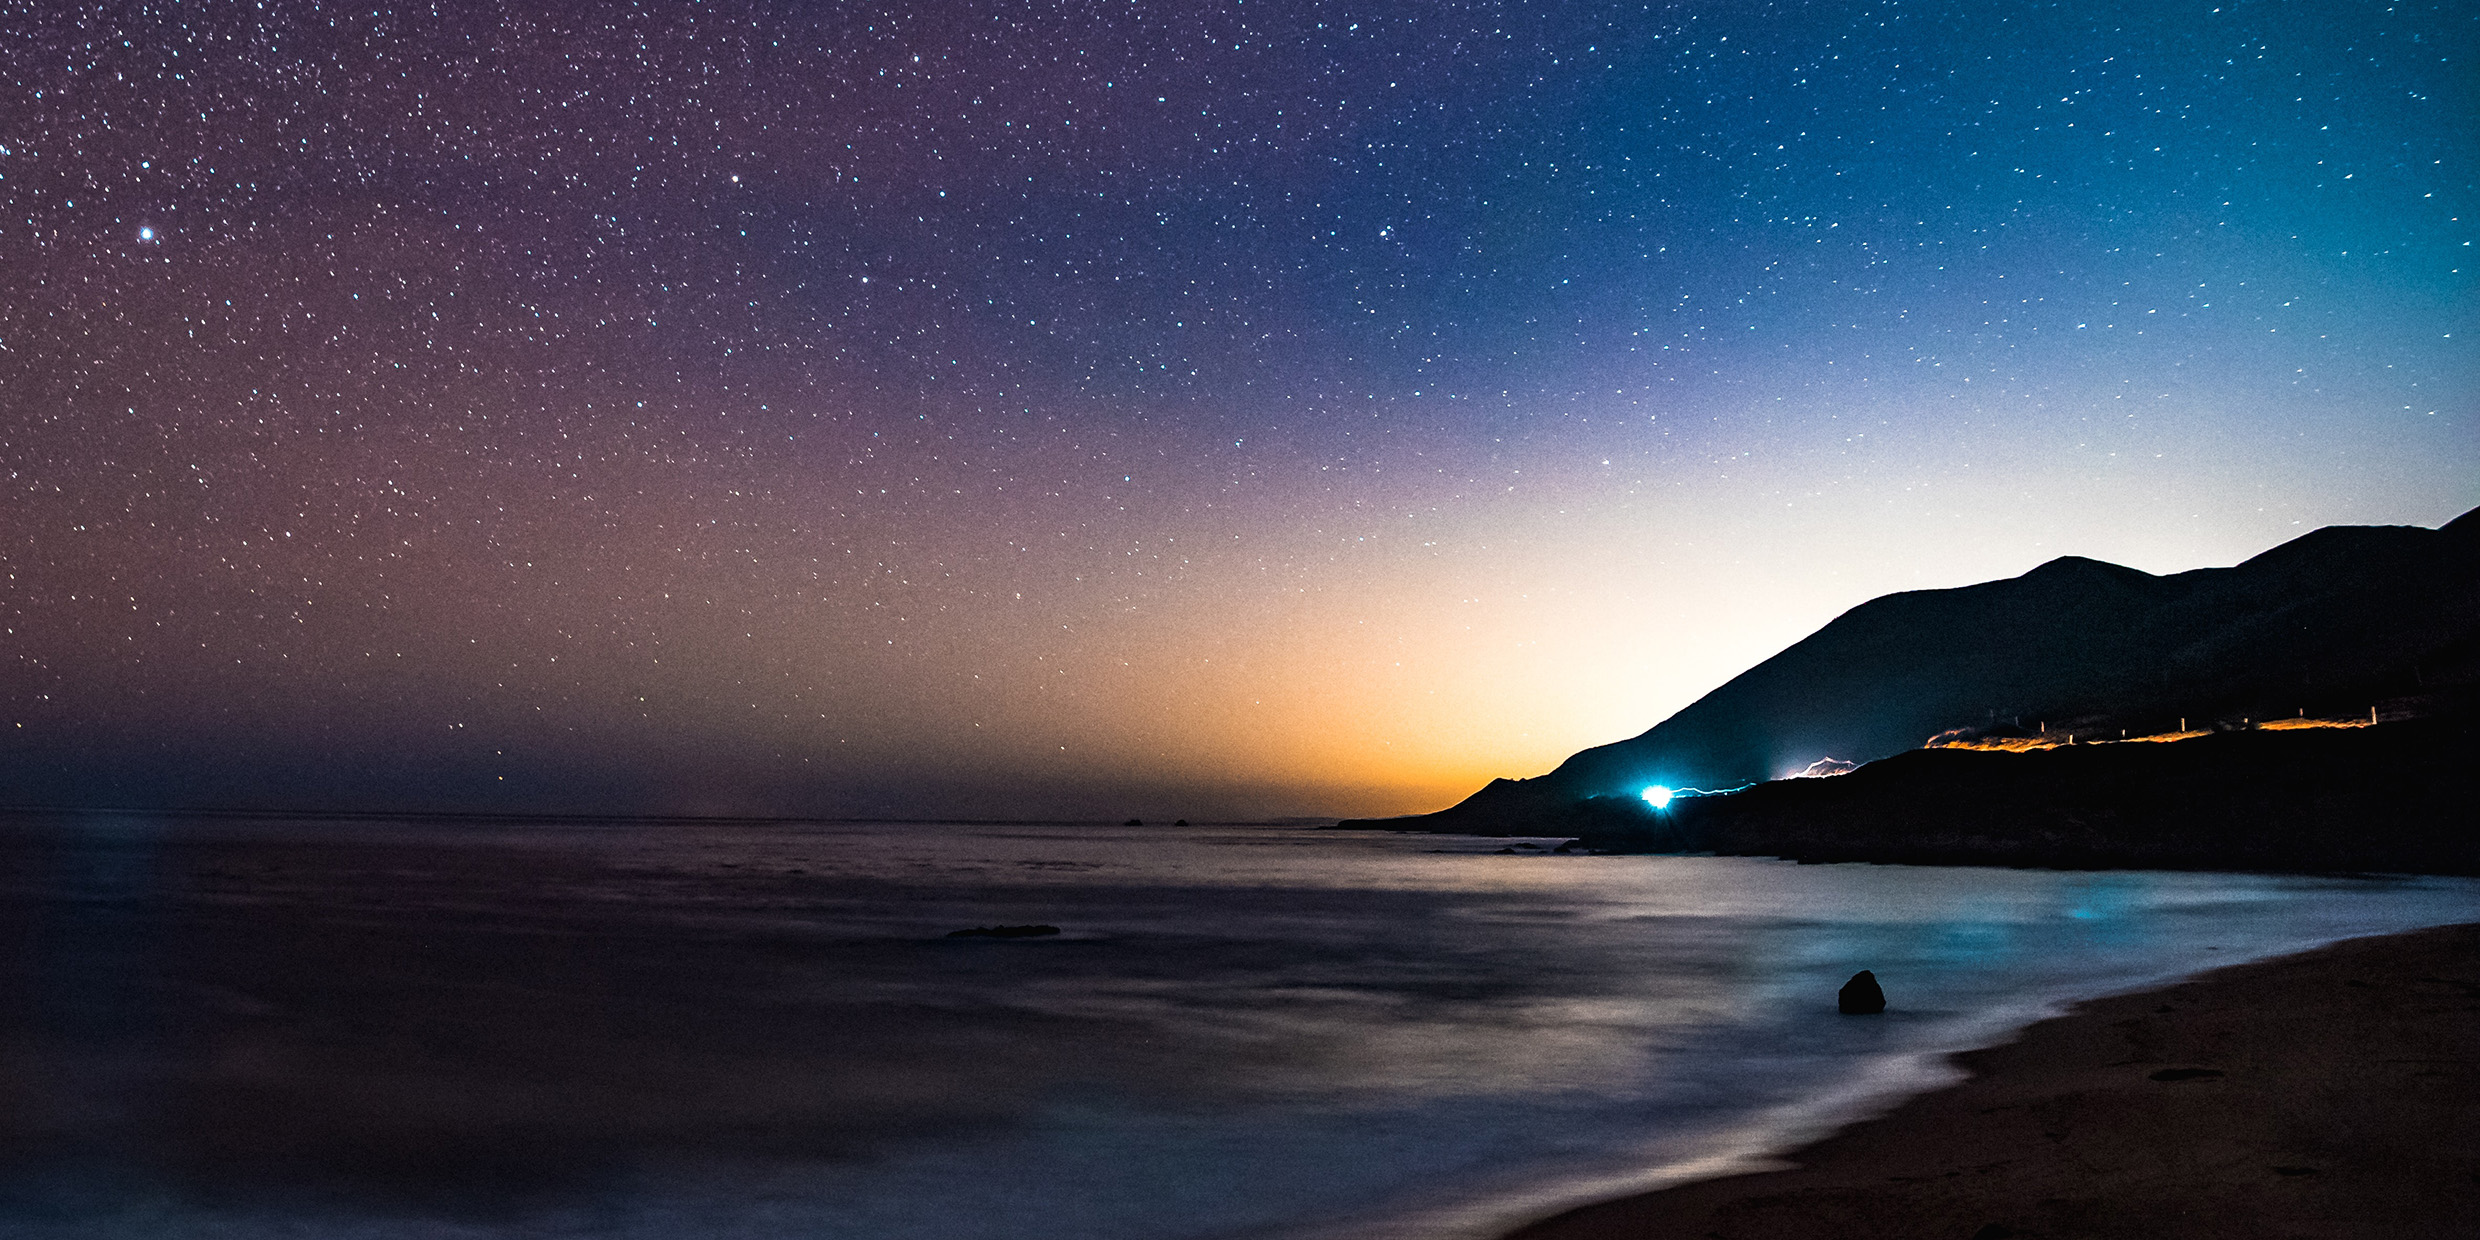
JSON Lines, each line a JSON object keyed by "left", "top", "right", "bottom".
{"left": 3, "top": 812, "right": 2477, "bottom": 1239}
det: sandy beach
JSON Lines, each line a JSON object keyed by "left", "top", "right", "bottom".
{"left": 1504, "top": 921, "right": 2480, "bottom": 1240}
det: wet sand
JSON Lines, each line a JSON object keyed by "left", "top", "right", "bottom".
{"left": 1504, "top": 922, "right": 2480, "bottom": 1240}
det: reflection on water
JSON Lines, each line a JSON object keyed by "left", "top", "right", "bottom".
{"left": 2, "top": 813, "right": 2475, "bottom": 1239}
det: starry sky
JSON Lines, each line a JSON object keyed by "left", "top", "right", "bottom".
{"left": 2, "top": 0, "right": 2471, "bottom": 820}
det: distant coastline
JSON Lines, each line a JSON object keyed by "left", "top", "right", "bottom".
{"left": 0, "top": 805, "right": 1306, "bottom": 829}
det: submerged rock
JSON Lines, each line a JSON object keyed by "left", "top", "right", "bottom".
{"left": 1839, "top": 969, "right": 1887, "bottom": 1014}
{"left": 946, "top": 924, "right": 1061, "bottom": 939}
{"left": 2148, "top": 1066, "right": 2224, "bottom": 1082}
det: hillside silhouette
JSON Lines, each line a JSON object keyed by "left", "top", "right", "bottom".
{"left": 1347, "top": 507, "right": 2480, "bottom": 836}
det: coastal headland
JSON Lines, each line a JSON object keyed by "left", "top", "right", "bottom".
{"left": 1503, "top": 921, "right": 2480, "bottom": 1240}
{"left": 1345, "top": 509, "right": 2478, "bottom": 844}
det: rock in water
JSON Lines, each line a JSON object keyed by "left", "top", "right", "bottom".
{"left": 1839, "top": 969, "right": 1887, "bottom": 1014}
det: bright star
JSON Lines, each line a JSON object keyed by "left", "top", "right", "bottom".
{"left": 137, "top": 226, "right": 155, "bottom": 242}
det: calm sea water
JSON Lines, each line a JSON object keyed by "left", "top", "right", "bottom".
{"left": 4, "top": 813, "right": 2477, "bottom": 1239}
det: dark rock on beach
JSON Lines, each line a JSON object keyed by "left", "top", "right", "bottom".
{"left": 1838, "top": 970, "right": 1886, "bottom": 1014}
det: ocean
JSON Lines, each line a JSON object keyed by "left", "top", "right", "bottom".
{"left": 4, "top": 813, "right": 2476, "bottom": 1239}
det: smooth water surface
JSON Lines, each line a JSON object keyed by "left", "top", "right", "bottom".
{"left": 4, "top": 813, "right": 2476, "bottom": 1239}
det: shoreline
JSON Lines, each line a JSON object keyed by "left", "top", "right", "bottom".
{"left": 1499, "top": 921, "right": 2480, "bottom": 1240}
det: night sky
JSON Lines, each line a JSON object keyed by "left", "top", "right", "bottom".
{"left": 3, "top": 1, "right": 2471, "bottom": 819}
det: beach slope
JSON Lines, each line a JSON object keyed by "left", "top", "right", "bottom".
{"left": 1504, "top": 922, "right": 2480, "bottom": 1240}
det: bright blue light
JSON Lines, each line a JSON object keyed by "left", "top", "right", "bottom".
{"left": 1641, "top": 785, "right": 1674, "bottom": 809}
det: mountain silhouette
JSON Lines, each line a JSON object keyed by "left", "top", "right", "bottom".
{"left": 1349, "top": 507, "right": 2480, "bottom": 835}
